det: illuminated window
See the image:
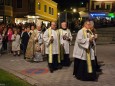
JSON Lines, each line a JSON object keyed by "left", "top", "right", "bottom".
{"left": 44, "top": 5, "right": 47, "bottom": 12}
{"left": 38, "top": 3, "right": 40, "bottom": 10}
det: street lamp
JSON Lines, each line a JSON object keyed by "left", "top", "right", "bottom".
{"left": 73, "top": 9, "right": 76, "bottom": 13}
{"left": 58, "top": 12, "right": 61, "bottom": 28}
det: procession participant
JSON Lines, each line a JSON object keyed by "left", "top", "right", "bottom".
{"left": 59, "top": 22, "right": 72, "bottom": 67}
{"left": 43, "top": 22, "right": 61, "bottom": 73}
{"left": 33, "top": 22, "right": 45, "bottom": 62}
{"left": 90, "top": 21, "right": 101, "bottom": 72}
{"left": 73, "top": 21, "right": 97, "bottom": 81}
{"left": 26, "top": 22, "right": 44, "bottom": 62}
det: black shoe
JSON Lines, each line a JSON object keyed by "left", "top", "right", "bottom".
{"left": 96, "top": 69, "right": 102, "bottom": 72}
{"left": 17, "top": 54, "right": 20, "bottom": 56}
{"left": 58, "top": 65, "right": 63, "bottom": 69}
{"left": 50, "top": 69, "right": 54, "bottom": 73}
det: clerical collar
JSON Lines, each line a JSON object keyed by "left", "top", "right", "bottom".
{"left": 38, "top": 30, "right": 41, "bottom": 32}
{"left": 61, "top": 28, "right": 67, "bottom": 30}
{"left": 51, "top": 28, "right": 57, "bottom": 30}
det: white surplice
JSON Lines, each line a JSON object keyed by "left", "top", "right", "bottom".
{"left": 60, "top": 29, "right": 72, "bottom": 54}
{"left": 73, "top": 28, "right": 95, "bottom": 60}
{"left": 43, "top": 28, "right": 60, "bottom": 54}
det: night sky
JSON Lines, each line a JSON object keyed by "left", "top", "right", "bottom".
{"left": 53, "top": 0, "right": 89, "bottom": 11}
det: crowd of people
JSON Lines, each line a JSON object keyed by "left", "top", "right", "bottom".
{"left": 0, "top": 20, "right": 101, "bottom": 81}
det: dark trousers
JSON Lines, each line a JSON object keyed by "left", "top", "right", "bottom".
{"left": 95, "top": 56, "right": 100, "bottom": 71}
{"left": 73, "top": 58, "right": 97, "bottom": 81}
{"left": 23, "top": 45, "right": 27, "bottom": 59}
{"left": 61, "top": 54, "right": 70, "bottom": 67}
{"left": 47, "top": 54, "right": 60, "bottom": 71}
{"left": 2, "top": 41, "right": 7, "bottom": 51}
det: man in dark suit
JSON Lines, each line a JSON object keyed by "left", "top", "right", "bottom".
{"left": 21, "top": 26, "right": 31, "bottom": 59}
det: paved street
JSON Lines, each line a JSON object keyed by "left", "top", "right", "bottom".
{"left": 0, "top": 44, "right": 115, "bottom": 86}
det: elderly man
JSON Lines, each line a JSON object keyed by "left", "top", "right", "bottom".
{"left": 73, "top": 20, "right": 97, "bottom": 81}
{"left": 43, "top": 22, "right": 61, "bottom": 73}
{"left": 26, "top": 22, "right": 44, "bottom": 62}
{"left": 59, "top": 21, "right": 72, "bottom": 67}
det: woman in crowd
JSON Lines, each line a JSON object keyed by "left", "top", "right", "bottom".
{"left": 7, "top": 28, "right": 13, "bottom": 54}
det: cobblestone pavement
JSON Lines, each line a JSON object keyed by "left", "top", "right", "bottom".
{"left": 0, "top": 44, "right": 115, "bottom": 86}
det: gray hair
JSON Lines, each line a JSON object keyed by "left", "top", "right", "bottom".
{"left": 90, "top": 21, "right": 94, "bottom": 27}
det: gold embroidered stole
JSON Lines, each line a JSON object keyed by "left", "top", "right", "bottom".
{"left": 83, "top": 29, "right": 93, "bottom": 73}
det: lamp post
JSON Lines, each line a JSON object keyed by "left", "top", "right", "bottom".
{"left": 58, "top": 12, "right": 61, "bottom": 28}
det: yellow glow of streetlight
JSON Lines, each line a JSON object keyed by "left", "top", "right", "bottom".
{"left": 73, "top": 9, "right": 77, "bottom": 13}
{"left": 58, "top": 13, "right": 60, "bottom": 16}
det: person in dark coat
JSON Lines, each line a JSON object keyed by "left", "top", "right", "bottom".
{"left": 21, "top": 26, "right": 31, "bottom": 59}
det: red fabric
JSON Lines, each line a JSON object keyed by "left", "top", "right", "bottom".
{"left": 7, "top": 29, "right": 13, "bottom": 41}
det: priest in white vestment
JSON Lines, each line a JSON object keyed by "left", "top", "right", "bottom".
{"left": 73, "top": 21, "right": 97, "bottom": 81}
{"left": 43, "top": 22, "right": 61, "bottom": 73}
{"left": 59, "top": 22, "right": 72, "bottom": 67}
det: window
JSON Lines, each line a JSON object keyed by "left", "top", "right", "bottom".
{"left": 52, "top": 8, "right": 54, "bottom": 15}
{"left": 96, "top": 5, "right": 99, "bottom": 9}
{"left": 0, "top": 0, "right": 4, "bottom": 5}
{"left": 29, "top": 0, "right": 34, "bottom": 10}
{"left": 38, "top": 2, "right": 40, "bottom": 10}
{"left": 49, "top": 7, "right": 51, "bottom": 14}
{"left": 17, "top": 0, "right": 22, "bottom": 8}
{"left": 44, "top": 5, "right": 47, "bottom": 12}
{"left": 106, "top": 5, "right": 110, "bottom": 10}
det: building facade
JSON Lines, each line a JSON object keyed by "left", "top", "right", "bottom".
{"left": 0, "top": 0, "right": 13, "bottom": 23}
{"left": 13, "top": 0, "right": 57, "bottom": 25}
{"left": 89, "top": 0, "right": 115, "bottom": 18}
{"left": 0, "top": 0, "right": 57, "bottom": 24}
